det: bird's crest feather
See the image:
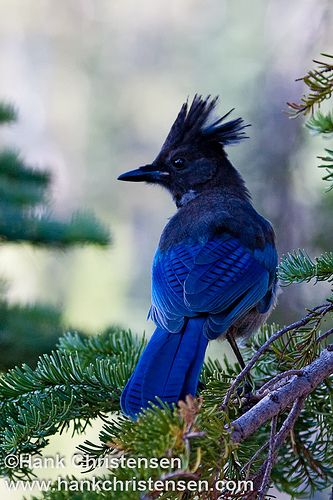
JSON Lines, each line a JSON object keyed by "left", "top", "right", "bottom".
{"left": 161, "top": 95, "right": 249, "bottom": 152}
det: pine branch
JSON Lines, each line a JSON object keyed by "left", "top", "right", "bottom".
{"left": 29, "top": 476, "right": 113, "bottom": 499}
{"left": 0, "top": 301, "right": 64, "bottom": 370}
{"left": 0, "top": 102, "right": 110, "bottom": 246}
{"left": 318, "top": 147, "right": 333, "bottom": 190}
{"left": 251, "top": 397, "right": 306, "bottom": 499}
{"left": 0, "top": 102, "right": 17, "bottom": 124}
{"left": 278, "top": 249, "right": 333, "bottom": 284}
{"left": 225, "top": 305, "right": 333, "bottom": 496}
{"left": 6, "top": 312, "right": 333, "bottom": 498}
{"left": 0, "top": 328, "right": 145, "bottom": 479}
{"left": 57, "top": 328, "right": 146, "bottom": 368}
{"left": 230, "top": 347, "right": 333, "bottom": 443}
{"left": 287, "top": 54, "right": 333, "bottom": 191}
{"left": 75, "top": 307, "right": 332, "bottom": 498}
{"left": 0, "top": 150, "right": 49, "bottom": 208}
{"left": 288, "top": 53, "right": 333, "bottom": 116}
{"left": 306, "top": 110, "right": 333, "bottom": 134}
{"left": 242, "top": 322, "right": 333, "bottom": 495}
{"left": 0, "top": 150, "right": 50, "bottom": 185}
{"left": 222, "top": 302, "right": 333, "bottom": 408}
{"left": 0, "top": 208, "right": 110, "bottom": 246}
{"left": 257, "top": 414, "right": 278, "bottom": 500}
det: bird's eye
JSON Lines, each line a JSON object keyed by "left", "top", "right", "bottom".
{"left": 172, "top": 157, "right": 185, "bottom": 169}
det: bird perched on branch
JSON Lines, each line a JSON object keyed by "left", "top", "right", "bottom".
{"left": 118, "top": 95, "right": 278, "bottom": 419}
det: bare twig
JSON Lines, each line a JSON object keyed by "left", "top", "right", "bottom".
{"left": 258, "top": 369, "right": 304, "bottom": 395}
{"left": 250, "top": 397, "right": 305, "bottom": 497}
{"left": 240, "top": 441, "right": 269, "bottom": 477}
{"left": 273, "top": 397, "right": 305, "bottom": 450}
{"left": 258, "top": 416, "right": 277, "bottom": 500}
{"left": 311, "top": 303, "right": 333, "bottom": 312}
{"left": 184, "top": 431, "right": 206, "bottom": 439}
{"left": 317, "top": 327, "right": 333, "bottom": 344}
{"left": 160, "top": 470, "right": 199, "bottom": 481}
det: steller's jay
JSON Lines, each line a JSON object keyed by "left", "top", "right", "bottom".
{"left": 118, "top": 95, "right": 278, "bottom": 419}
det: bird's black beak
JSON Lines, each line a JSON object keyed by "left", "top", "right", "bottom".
{"left": 117, "top": 164, "right": 169, "bottom": 183}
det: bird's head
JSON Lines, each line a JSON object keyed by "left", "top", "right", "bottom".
{"left": 118, "top": 95, "right": 250, "bottom": 207}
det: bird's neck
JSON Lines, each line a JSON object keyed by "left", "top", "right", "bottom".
{"left": 176, "top": 190, "right": 199, "bottom": 208}
{"left": 174, "top": 158, "right": 251, "bottom": 209}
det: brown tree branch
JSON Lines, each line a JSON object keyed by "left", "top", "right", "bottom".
{"left": 317, "top": 327, "right": 333, "bottom": 343}
{"left": 220, "top": 304, "right": 333, "bottom": 498}
{"left": 222, "top": 303, "right": 333, "bottom": 409}
{"left": 257, "top": 369, "right": 304, "bottom": 395}
{"left": 248, "top": 397, "right": 306, "bottom": 499}
{"left": 257, "top": 415, "right": 277, "bottom": 500}
{"left": 230, "top": 346, "right": 333, "bottom": 444}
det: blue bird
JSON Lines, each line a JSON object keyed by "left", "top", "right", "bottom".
{"left": 118, "top": 95, "right": 278, "bottom": 419}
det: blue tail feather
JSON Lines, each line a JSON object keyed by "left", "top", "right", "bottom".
{"left": 120, "top": 318, "right": 208, "bottom": 419}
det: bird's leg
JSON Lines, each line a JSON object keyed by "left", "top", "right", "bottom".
{"left": 197, "top": 381, "right": 206, "bottom": 392}
{"left": 226, "top": 328, "right": 246, "bottom": 370}
{"left": 226, "top": 328, "right": 253, "bottom": 397}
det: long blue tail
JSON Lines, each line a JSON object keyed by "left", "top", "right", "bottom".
{"left": 121, "top": 317, "right": 208, "bottom": 419}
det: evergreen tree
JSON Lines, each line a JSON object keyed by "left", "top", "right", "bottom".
{"left": 0, "top": 56, "right": 332, "bottom": 499}
{"left": 0, "top": 103, "right": 109, "bottom": 369}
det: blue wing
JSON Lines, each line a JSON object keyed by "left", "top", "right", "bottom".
{"left": 150, "top": 233, "right": 277, "bottom": 339}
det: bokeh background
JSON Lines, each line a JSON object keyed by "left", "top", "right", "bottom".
{"left": 0, "top": 0, "right": 332, "bottom": 498}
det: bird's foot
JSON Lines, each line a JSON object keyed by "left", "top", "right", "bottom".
{"left": 236, "top": 374, "right": 255, "bottom": 398}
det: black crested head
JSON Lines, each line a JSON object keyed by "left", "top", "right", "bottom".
{"left": 118, "top": 95, "right": 251, "bottom": 207}
{"left": 160, "top": 94, "right": 249, "bottom": 153}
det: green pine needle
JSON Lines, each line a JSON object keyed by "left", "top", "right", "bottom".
{"left": 0, "top": 106, "right": 110, "bottom": 246}
{"left": 0, "top": 301, "right": 64, "bottom": 370}
{"left": 0, "top": 102, "right": 17, "bottom": 124}
{"left": 318, "top": 147, "right": 333, "bottom": 190}
{"left": 0, "top": 150, "right": 50, "bottom": 185}
{"left": 278, "top": 250, "right": 333, "bottom": 285}
{"left": 0, "top": 328, "right": 145, "bottom": 479}
{"left": 306, "top": 110, "right": 333, "bottom": 134}
{"left": 288, "top": 53, "right": 333, "bottom": 116}
{"left": 0, "top": 319, "right": 332, "bottom": 497}
{"left": 0, "top": 208, "right": 110, "bottom": 246}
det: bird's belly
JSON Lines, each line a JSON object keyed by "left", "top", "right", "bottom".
{"left": 229, "top": 304, "right": 273, "bottom": 345}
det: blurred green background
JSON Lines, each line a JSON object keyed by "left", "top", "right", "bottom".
{"left": 0, "top": 1, "right": 332, "bottom": 497}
